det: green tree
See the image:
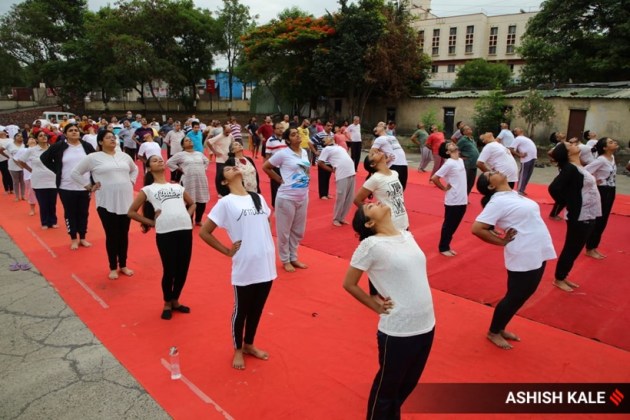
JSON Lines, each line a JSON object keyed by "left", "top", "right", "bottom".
{"left": 217, "top": 0, "right": 257, "bottom": 114}
{"left": 517, "top": 89, "right": 556, "bottom": 140}
{"left": 420, "top": 108, "right": 442, "bottom": 131}
{"left": 519, "top": 0, "right": 630, "bottom": 84}
{"left": 0, "top": 0, "right": 88, "bottom": 95}
{"left": 473, "top": 90, "right": 512, "bottom": 137}
{"left": 452, "top": 59, "right": 512, "bottom": 89}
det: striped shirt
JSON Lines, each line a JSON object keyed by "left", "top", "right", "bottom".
{"left": 230, "top": 123, "right": 242, "bottom": 141}
{"left": 265, "top": 135, "right": 287, "bottom": 156}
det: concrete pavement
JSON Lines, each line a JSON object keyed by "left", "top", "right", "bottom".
{"left": 0, "top": 228, "right": 169, "bottom": 420}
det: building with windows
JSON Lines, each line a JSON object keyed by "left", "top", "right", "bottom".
{"left": 409, "top": 1, "right": 537, "bottom": 87}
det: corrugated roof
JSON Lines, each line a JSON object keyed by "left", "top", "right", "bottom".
{"left": 413, "top": 87, "right": 630, "bottom": 99}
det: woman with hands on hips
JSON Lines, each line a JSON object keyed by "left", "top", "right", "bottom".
{"left": 200, "top": 157, "right": 276, "bottom": 370}
{"left": 472, "top": 170, "right": 556, "bottom": 350}
{"left": 343, "top": 202, "right": 435, "bottom": 419}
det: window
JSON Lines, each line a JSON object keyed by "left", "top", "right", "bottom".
{"left": 448, "top": 27, "right": 457, "bottom": 55}
{"left": 432, "top": 29, "right": 440, "bottom": 56}
{"left": 465, "top": 25, "right": 474, "bottom": 54}
{"left": 506, "top": 25, "right": 516, "bottom": 54}
{"left": 509, "top": 64, "right": 515, "bottom": 73}
{"left": 447, "top": 64, "right": 456, "bottom": 73}
{"left": 431, "top": 65, "right": 439, "bottom": 73}
{"left": 488, "top": 27, "right": 498, "bottom": 55}
{"left": 418, "top": 30, "right": 425, "bottom": 49}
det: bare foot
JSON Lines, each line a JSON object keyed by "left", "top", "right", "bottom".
{"left": 79, "top": 239, "right": 92, "bottom": 248}
{"left": 70, "top": 240, "right": 80, "bottom": 250}
{"left": 440, "top": 250, "right": 456, "bottom": 257}
{"left": 232, "top": 349, "right": 245, "bottom": 370}
{"left": 500, "top": 330, "right": 521, "bottom": 341}
{"left": 243, "top": 344, "right": 269, "bottom": 360}
{"left": 120, "top": 267, "right": 134, "bottom": 277}
{"left": 108, "top": 270, "right": 119, "bottom": 280}
{"left": 553, "top": 279, "right": 573, "bottom": 292}
{"left": 332, "top": 220, "right": 342, "bottom": 227}
{"left": 52, "top": 225, "right": 59, "bottom": 229}
{"left": 449, "top": 249, "right": 458, "bottom": 255}
{"left": 564, "top": 279, "right": 580, "bottom": 288}
{"left": 29, "top": 210, "right": 35, "bottom": 216}
{"left": 283, "top": 262, "right": 296, "bottom": 272}
{"left": 549, "top": 215, "right": 563, "bottom": 221}
{"left": 585, "top": 249, "right": 604, "bottom": 260}
{"left": 487, "top": 332, "right": 513, "bottom": 349}
{"left": 290, "top": 261, "right": 308, "bottom": 269}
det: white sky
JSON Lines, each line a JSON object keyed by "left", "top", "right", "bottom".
{"left": 1, "top": 1, "right": 542, "bottom": 23}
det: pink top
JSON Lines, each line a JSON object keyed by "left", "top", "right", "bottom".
{"left": 426, "top": 132, "right": 445, "bottom": 154}
{"left": 334, "top": 133, "right": 349, "bottom": 151}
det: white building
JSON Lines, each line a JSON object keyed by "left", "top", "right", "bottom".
{"left": 409, "top": 1, "right": 537, "bottom": 87}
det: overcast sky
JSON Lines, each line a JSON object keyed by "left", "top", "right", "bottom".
{"left": 1, "top": 0, "right": 543, "bottom": 23}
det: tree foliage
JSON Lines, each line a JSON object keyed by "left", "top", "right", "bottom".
{"left": 473, "top": 90, "right": 512, "bottom": 137}
{"left": 517, "top": 89, "right": 556, "bottom": 140}
{"left": 519, "top": 0, "right": 630, "bottom": 84}
{"left": 452, "top": 59, "right": 512, "bottom": 89}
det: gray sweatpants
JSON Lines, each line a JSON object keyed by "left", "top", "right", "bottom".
{"left": 333, "top": 175, "right": 355, "bottom": 223}
{"left": 518, "top": 159, "right": 536, "bottom": 193}
{"left": 275, "top": 196, "right": 308, "bottom": 263}
{"left": 419, "top": 147, "right": 432, "bottom": 170}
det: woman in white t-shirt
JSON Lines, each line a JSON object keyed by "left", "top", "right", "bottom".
{"left": 0, "top": 132, "right": 25, "bottom": 200}
{"left": 15, "top": 137, "right": 38, "bottom": 215}
{"left": 72, "top": 130, "right": 138, "bottom": 280}
{"left": 472, "top": 170, "right": 556, "bottom": 349}
{"left": 200, "top": 160, "right": 276, "bottom": 370}
{"left": 431, "top": 142, "right": 468, "bottom": 257}
{"left": 344, "top": 202, "right": 435, "bottom": 419}
{"left": 16, "top": 131, "right": 58, "bottom": 228}
{"left": 128, "top": 155, "right": 196, "bottom": 320}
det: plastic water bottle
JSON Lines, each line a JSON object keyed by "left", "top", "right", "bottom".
{"left": 169, "top": 346, "right": 182, "bottom": 380}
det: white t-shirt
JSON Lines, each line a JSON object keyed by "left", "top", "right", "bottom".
{"left": 60, "top": 143, "right": 88, "bottom": 190}
{"left": 82, "top": 134, "right": 98, "bottom": 150}
{"left": 209, "top": 193, "right": 277, "bottom": 286}
{"left": 346, "top": 123, "right": 361, "bottom": 142}
{"left": 15, "top": 146, "right": 56, "bottom": 189}
{"left": 71, "top": 151, "right": 138, "bottom": 215}
{"left": 267, "top": 148, "right": 310, "bottom": 201}
{"left": 475, "top": 191, "right": 556, "bottom": 271}
{"left": 142, "top": 183, "right": 192, "bottom": 234}
{"left": 434, "top": 158, "right": 467, "bottom": 206}
{"left": 164, "top": 130, "right": 185, "bottom": 155}
{"left": 477, "top": 142, "right": 518, "bottom": 182}
{"left": 371, "top": 135, "right": 396, "bottom": 167}
{"left": 14, "top": 147, "right": 31, "bottom": 180}
{"left": 5, "top": 142, "right": 24, "bottom": 172}
{"left": 578, "top": 144, "right": 595, "bottom": 166}
{"left": 207, "top": 133, "right": 233, "bottom": 163}
{"left": 350, "top": 231, "right": 435, "bottom": 337}
{"left": 497, "top": 129, "right": 515, "bottom": 148}
{"left": 585, "top": 155, "right": 616, "bottom": 187}
{"left": 386, "top": 135, "right": 407, "bottom": 166}
{"left": 362, "top": 171, "right": 408, "bottom": 231}
{"left": 585, "top": 139, "right": 598, "bottom": 160}
{"left": 318, "top": 144, "right": 355, "bottom": 181}
{"left": 0, "top": 138, "right": 10, "bottom": 162}
{"left": 510, "top": 135, "right": 538, "bottom": 163}
{"left": 138, "top": 141, "right": 162, "bottom": 160}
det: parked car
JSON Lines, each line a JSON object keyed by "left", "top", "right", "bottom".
{"left": 40, "top": 111, "right": 77, "bottom": 123}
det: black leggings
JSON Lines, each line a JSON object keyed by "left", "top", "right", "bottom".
{"left": 438, "top": 204, "right": 467, "bottom": 252}
{"left": 390, "top": 164, "right": 408, "bottom": 191}
{"left": 156, "top": 229, "right": 193, "bottom": 302}
{"left": 349, "top": 141, "right": 362, "bottom": 172}
{"left": 214, "top": 162, "right": 226, "bottom": 196}
{"left": 318, "top": 165, "right": 331, "bottom": 198}
{"left": 59, "top": 189, "right": 90, "bottom": 240}
{"left": 97, "top": 207, "right": 131, "bottom": 270}
{"left": 368, "top": 328, "right": 435, "bottom": 420}
{"left": 586, "top": 186, "right": 615, "bottom": 250}
{"left": 555, "top": 220, "right": 595, "bottom": 280}
{"left": 489, "top": 262, "right": 546, "bottom": 334}
{"left": 195, "top": 202, "right": 206, "bottom": 224}
{"left": 0, "top": 160, "right": 12, "bottom": 192}
{"left": 270, "top": 167, "right": 281, "bottom": 207}
{"left": 232, "top": 281, "right": 273, "bottom": 349}
{"left": 34, "top": 188, "right": 58, "bottom": 227}
{"left": 465, "top": 167, "right": 477, "bottom": 195}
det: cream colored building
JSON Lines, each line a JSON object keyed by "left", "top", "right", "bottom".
{"left": 409, "top": 1, "right": 537, "bottom": 87}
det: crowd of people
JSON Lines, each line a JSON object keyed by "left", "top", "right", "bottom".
{"left": 0, "top": 110, "right": 627, "bottom": 419}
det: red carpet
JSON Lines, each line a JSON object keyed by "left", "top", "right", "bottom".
{"left": 2, "top": 156, "right": 629, "bottom": 419}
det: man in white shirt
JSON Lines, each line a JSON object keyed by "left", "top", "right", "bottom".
{"left": 164, "top": 121, "right": 185, "bottom": 182}
{"left": 497, "top": 123, "right": 515, "bottom": 148}
{"left": 318, "top": 137, "right": 356, "bottom": 226}
{"left": 345, "top": 116, "right": 362, "bottom": 171}
{"left": 476, "top": 132, "right": 518, "bottom": 188}
{"left": 206, "top": 124, "right": 234, "bottom": 196}
{"left": 509, "top": 128, "right": 538, "bottom": 195}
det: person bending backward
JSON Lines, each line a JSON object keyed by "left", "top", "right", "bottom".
{"left": 205, "top": 124, "right": 234, "bottom": 197}
{"left": 476, "top": 132, "right": 518, "bottom": 189}
{"left": 128, "top": 155, "right": 195, "bottom": 320}
{"left": 71, "top": 130, "right": 138, "bottom": 280}
{"left": 199, "top": 159, "right": 276, "bottom": 370}
{"left": 547, "top": 133, "right": 568, "bottom": 220}
{"left": 425, "top": 125, "right": 445, "bottom": 177}
{"left": 431, "top": 142, "right": 468, "bottom": 257}
{"left": 471, "top": 170, "right": 556, "bottom": 349}
{"left": 410, "top": 123, "right": 432, "bottom": 172}
{"left": 456, "top": 125, "right": 479, "bottom": 195}
{"left": 262, "top": 127, "right": 311, "bottom": 273}
{"left": 40, "top": 123, "right": 96, "bottom": 250}
{"left": 548, "top": 140, "right": 601, "bottom": 292}
{"left": 318, "top": 136, "right": 356, "bottom": 226}
{"left": 584, "top": 137, "right": 619, "bottom": 260}
{"left": 167, "top": 137, "right": 210, "bottom": 226}
{"left": 229, "top": 141, "right": 260, "bottom": 193}
{"left": 343, "top": 202, "right": 435, "bottom": 419}
{"left": 14, "top": 137, "right": 38, "bottom": 216}
{"left": 371, "top": 123, "right": 408, "bottom": 190}
{"left": 509, "top": 128, "right": 538, "bottom": 195}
